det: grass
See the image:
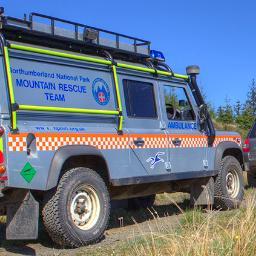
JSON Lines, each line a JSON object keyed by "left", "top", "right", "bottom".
{"left": 137, "top": 191, "right": 256, "bottom": 256}
{"left": 82, "top": 121, "right": 250, "bottom": 255}
{"left": 83, "top": 189, "right": 256, "bottom": 256}
{"left": 0, "top": 187, "right": 254, "bottom": 256}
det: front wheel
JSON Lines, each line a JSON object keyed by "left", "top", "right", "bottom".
{"left": 42, "top": 167, "right": 110, "bottom": 248}
{"left": 214, "top": 156, "right": 244, "bottom": 210}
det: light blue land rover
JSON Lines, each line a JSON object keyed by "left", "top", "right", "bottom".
{"left": 0, "top": 8, "right": 244, "bottom": 247}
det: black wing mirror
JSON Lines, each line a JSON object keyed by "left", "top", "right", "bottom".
{"left": 198, "top": 104, "right": 208, "bottom": 126}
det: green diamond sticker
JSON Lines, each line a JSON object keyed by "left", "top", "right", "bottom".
{"left": 20, "top": 162, "right": 36, "bottom": 183}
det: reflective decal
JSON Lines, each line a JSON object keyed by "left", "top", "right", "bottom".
{"left": 168, "top": 121, "right": 197, "bottom": 130}
{"left": 8, "top": 133, "right": 241, "bottom": 152}
{"left": 146, "top": 152, "right": 165, "bottom": 169}
{"left": 20, "top": 162, "right": 37, "bottom": 183}
{"left": 92, "top": 78, "right": 110, "bottom": 105}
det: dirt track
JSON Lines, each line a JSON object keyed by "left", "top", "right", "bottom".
{"left": 0, "top": 193, "right": 189, "bottom": 256}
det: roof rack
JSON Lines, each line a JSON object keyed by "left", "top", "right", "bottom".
{"left": 0, "top": 10, "right": 151, "bottom": 62}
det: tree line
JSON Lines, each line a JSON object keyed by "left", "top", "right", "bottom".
{"left": 206, "top": 79, "right": 256, "bottom": 131}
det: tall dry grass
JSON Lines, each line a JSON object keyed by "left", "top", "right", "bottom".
{"left": 130, "top": 190, "right": 256, "bottom": 256}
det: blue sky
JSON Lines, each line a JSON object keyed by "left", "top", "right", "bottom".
{"left": 2, "top": 0, "right": 256, "bottom": 108}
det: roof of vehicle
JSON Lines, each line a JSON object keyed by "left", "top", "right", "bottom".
{"left": 0, "top": 11, "right": 151, "bottom": 63}
{"left": 0, "top": 9, "right": 189, "bottom": 81}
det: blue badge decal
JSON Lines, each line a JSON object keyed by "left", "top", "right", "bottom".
{"left": 146, "top": 152, "right": 165, "bottom": 169}
{"left": 92, "top": 78, "right": 110, "bottom": 105}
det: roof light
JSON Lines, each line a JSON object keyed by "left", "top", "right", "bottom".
{"left": 150, "top": 50, "right": 165, "bottom": 62}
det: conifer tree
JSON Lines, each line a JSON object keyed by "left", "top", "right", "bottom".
{"left": 245, "top": 79, "right": 256, "bottom": 115}
{"left": 234, "top": 100, "right": 242, "bottom": 119}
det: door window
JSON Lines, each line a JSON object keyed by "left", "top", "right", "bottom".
{"left": 123, "top": 79, "right": 157, "bottom": 118}
{"left": 164, "top": 85, "right": 195, "bottom": 121}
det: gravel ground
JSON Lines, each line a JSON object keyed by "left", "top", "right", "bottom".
{"left": 0, "top": 193, "right": 190, "bottom": 256}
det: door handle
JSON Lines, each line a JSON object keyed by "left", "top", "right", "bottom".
{"left": 172, "top": 138, "right": 182, "bottom": 147}
{"left": 134, "top": 138, "right": 145, "bottom": 147}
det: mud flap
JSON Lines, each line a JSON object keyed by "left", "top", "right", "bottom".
{"left": 6, "top": 191, "right": 39, "bottom": 240}
{"left": 190, "top": 177, "right": 214, "bottom": 206}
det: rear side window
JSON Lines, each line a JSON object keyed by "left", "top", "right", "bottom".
{"left": 123, "top": 79, "right": 157, "bottom": 118}
{"left": 249, "top": 123, "right": 256, "bottom": 138}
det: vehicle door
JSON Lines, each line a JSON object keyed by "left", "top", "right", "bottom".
{"left": 159, "top": 82, "right": 208, "bottom": 174}
{"left": 248, "top": 123, "right": 256, "bottom": 168}
{"left": 119, "top": 76, "right": 169, "bottom": 177}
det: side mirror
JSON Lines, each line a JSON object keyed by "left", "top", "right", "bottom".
{"left": 198, "top": 104, "right": 208, "bottom": 125}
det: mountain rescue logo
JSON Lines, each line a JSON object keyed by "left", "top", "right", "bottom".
{"left": 92, "top": 78, "right": 110, "bottom": 105}
{"left": 146, "top": 152, "right": 165, "bottom": 169}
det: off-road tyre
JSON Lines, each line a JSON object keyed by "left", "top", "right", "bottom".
{"left": 214, "top": 156, "right": 244, "bottom": 210}
{"left": 42, "top": 167, "right": 110, "bottom": 248}
{"left": 128, "top": 194, "right": 156, "bottom": 210}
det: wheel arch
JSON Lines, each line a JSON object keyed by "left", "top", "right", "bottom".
{"left": 214, "top": 141, "right": 244, "bottom": 171}
{"left": 45, "top": 145, "right": 110, "bottom": 190}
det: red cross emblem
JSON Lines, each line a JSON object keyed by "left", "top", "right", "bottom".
{"left": 98, "top": 92, "right": 106, "bottom": 103}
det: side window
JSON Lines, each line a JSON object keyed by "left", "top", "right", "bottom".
{"left": 164, "top": 85, "right": 195, "bottom": 121}
{"left": 123, "top": 79, "right": 157, "bottom": 118}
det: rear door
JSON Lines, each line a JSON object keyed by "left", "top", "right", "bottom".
{"left": 248, "top": 123, "right": 256, "bottom": 168}
{"left": 159, "top": 82, "right": 208, "bottom": 174}
{"left": 120, "top": 77, "right": 169, "bottom": 176}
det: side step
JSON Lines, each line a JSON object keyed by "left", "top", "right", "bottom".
{"left": 6, "top": 190, "right": 39, "bottom": 240}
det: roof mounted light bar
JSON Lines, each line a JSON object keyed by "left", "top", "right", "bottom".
{"left": 150, "top": 50, "right": 165, "bottom": 62}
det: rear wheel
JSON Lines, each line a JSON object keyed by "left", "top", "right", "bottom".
{"left": 42, "top": 167, "right": 110, "bottom": 248}
{"left": 214, "top": 156, "right": 244, "bottom": 210}
{"left": 128, "top": 194, "right": 156, "bottom": 210}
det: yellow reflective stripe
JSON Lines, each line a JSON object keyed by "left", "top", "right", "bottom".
{"left": 117, "top": 63, "right": 155, "bottom": 74}
{"left": 4, "top": 47, "right": 15, "bottom": 103}
{"left": 173, "top": 73, "right": 190, "bottom": 80}
{"left": 112, "top": 65, "right": 122, "bottom": 112}
{"left": 18, "top": 105, "right": 119, "bottom": 115}
{"left": 117, "top": 63, "right": 189, "bottom": 80}
{"left": 8, "top": 43, "right": 189, "bottom": 134}
{"left": 4, "top": 47, "right": 17, "bottom": 130}
{"left": 10, "top": 44, "right": 112, "bottom": 66}
{"left": 9, "top": 43, "right": 188, "bottom": 80}
{"left": 118, "top": 115, "right": 124, "bottom": 131}
{"left": 111, "top": 65, "right": 123, "bottom": 131}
